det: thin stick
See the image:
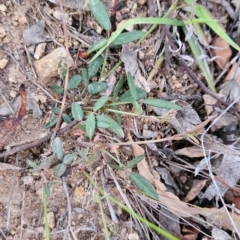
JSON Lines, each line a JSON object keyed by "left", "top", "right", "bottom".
{"left": 53, "top": 0, "right": 71, "bottom": 137}
{"left": 6, "top": 153, "right": 19, "bottom": 230}
{"left": 0, "top": 120, "right": 78, "bottom": 158}
{"left": 161, "top": 26, "right": 240, "bottom": 119}
{"left": 61, "top": 172, "right": 72, "bottom": 240}
{"left": 100, "top": 169, "right": 119, "bottom": 223}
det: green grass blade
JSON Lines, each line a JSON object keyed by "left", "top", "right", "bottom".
{"left": 84, "top": 171, "right": 180, "bottom": 240}
{"left": 184, "top": 2, "right": 240, "bottom": 52}
{"left": 89, "top": 18, "right": 184, "bottom": 63}
{"left": 127, "top": 72, "right": 137, "bottom": 100}
{"left": 182, "top": 25, "right": 216, "bottom": 93}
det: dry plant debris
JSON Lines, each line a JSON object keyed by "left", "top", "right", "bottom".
{"left": 1, "top": 0, "right": 240, "bottom": 239}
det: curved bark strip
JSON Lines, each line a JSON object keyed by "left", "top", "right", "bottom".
{"left": 0, "top": 84, "right": 27, "bottom": 150}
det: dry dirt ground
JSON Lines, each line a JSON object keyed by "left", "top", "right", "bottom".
{"left": 1, "top": 0, "right": 240, "bottom": 240}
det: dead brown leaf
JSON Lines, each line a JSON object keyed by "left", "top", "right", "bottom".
{"left": 127, "top": 119, "right": 240, "bottom": 232}
{"left": 184, "top": 180, "right": 208, "bottom": 202}
{"left": 182, "top": 223, "right": 199, "bottom": 240}
{"left": 211, "top": 37, "right": 232, "bottom": 69}
{"left": 224, "top": 62, "right": 240, "bottom": 84}
{"left": 0, "top": 84, "right": 27, "bottom": 150}
{"left": 175, "top": 146, "right": 209, "bottom": 158}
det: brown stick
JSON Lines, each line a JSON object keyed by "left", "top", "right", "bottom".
{"left": 53, "top": 0, "right": 71, "bottom": 137}
{"left": 0, "top": 120, "right": 78, "bottom": 159}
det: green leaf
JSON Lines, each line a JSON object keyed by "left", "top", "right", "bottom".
{"left": 88, "top": 82, "right": 107, "bottom": 94}
{"left": 93, "top": 95, "right": 109, "bottom": 111}
{"left": 51, "top": 84, "right": 63, "bottom": 94}
{"left": 89, "top": 18, "right": 183, "bottom": 63}
{"left": 71, "top": 102, "right": 84, "bottom": 121}
{"left": 112, "top": 31, "right": 146, "bottom": 45}
{"left": 63, "top": 153, "right": 77, "bottom": 165}
{"left": 133, "top": 101, "right": 143, "bottom": 115}
{"left": 127, "top": 155, "right": 145, "bottom": 169}
{"left": 52, "top": 137, "right": 64, "bottom": 160}
{"left": 52, "top": 107, "right": 60, "bottom": 114}
{"left": 183, "top": 2, "right": 240, "bottom": 53}
{"left": 79, "top": 124, "right": 86, "bottom": 132}
{"left": 142, "top": 99, "right": 182, "bottom": 110}
{"left": 26, "top": 159, "right": 39, "bottom": 170}
{"left": 86, "top": 113, "right": 96, "bottom": 139}
{"left": 96, "top": 115, "right": 124, "bottom": 137}
{"left": 130, "top": 172, "right": 158, "bottom": 200}
{"left": 127, "top": 72, "right": 137, "bottom": 100}
{"left": 113, "top": 75, "right": 126, "bottom": 98}
{"left": 45, "top": 116, "right": 58, "bottom": 128}
{"left": 88, "top": 56, "right": 104, "bottom": 78}
{"left": 62, "top": 113, "right": 72, "bottom": 123}
{"left": 108, "top": 163, "right": 124, "bottom": 171}
{"left": 44, "top": 184, "right": 51, "bottom": 197}
{"left": 82, "top": 68, "right": 89, "bottom": 85}
{"left": 88, "top": 38, "right": 107, "bottom": 54}
{"left": 120, "top": 88, "right": 146, "bottom": 102}
{"left": 88, "top": 0, "right": 111, "bottom": 31}
{"left": 182, "top": 25, "right": 216, "bottom": 93}
{"left": 54, "top": 163, "right": 67, "bottom": 177}
{"left": 112, "top": 104, "right": 122, "bottom": 123}
{"left": 68, "top": 74, "right": 82, "bottom": 90}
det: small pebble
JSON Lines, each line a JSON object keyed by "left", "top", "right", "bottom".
{"left": 143, "top": 123, "right": 148, "bottom": 130}
{"left": 138, "top": 51, "right": 145, "bottom": 60}
{"left": 172, "top": 81, "right": 182, "bottom": 89}
{"left": 0, "top": 58, "right": 8, "bottom": 69}
{"left": 53, "top": 9, "right": 62, "bottom": 21}
{"left": 23, "top": 176, "right": 33, "bottom": 185}
{"left": 3, "top": 36, "right": 11, "bottom": 43}
{"left": 138, "top": 0, "right": 147, "bottom": 5}
{"left": 9, "top": 90, "right": 17, "bottom": 97}
{"left": 34, "top": 43, "right": 46, "bottom": 60}
{"left": 128, "top": 232, "right": 139, "bottom": 240}
{"left": 18, "top": 14, "right": 27, "bottom": 25}
{"left": 74, "top": 186, "right": 85, "bottom": 199}
{"left": 0, "top": 26, "right": 6, "bottom": 38}
{"left": 0, "top": 4, "right": 7, "bottom": 12}
{"left": 47, "top": 212, "right": 55, "bottom": 229}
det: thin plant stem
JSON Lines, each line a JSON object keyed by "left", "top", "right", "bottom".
{"left": 43, "top": 186, "right": 50, "bottom": 240}
{"left": 97, "top": 192, "right": 110, "bottom": 240}
{"left": 105, "top": 60, "right": 122, "bottom": 79}
{"left": 83, "top": 171, "right": 180, "bottom": 240}
{"left": 100, "top": 46, "right": 109, "bottom": 81}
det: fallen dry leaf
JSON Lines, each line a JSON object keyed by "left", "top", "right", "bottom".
{"left": 184, "top": 180, "right": 208, "bottom": 202}
{"left": 203, "top": 154, "right": 240, "bottom": 200}
{"left": 203, "top": 94, "right": 218, "bottom": 117}
{"left": 127, "top": 119, "right": 240, "bottom": 232}
{"left": 175, "top": 146, "right": 210, "bottom": 158}
{"left": 121, "top": 43, "right": 150, "bottom": 93}
{"left": 0, "top": 84, "right": 27, "bottom": 150}
{"left": 232, "top": 196, "right": 240, "bottom": 210}
{"left": 210, "top": 37, "right": 232, "bottom": 70}
{"left": 212, "top": 227, "right": 233, "bottom": 240}
{"left": 182, "top": 223, "right": 199, "bottom": 240}
{"left": 223, "top": 62, "right": 240, "bottom": 84}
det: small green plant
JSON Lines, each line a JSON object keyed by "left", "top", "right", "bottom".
{"left": 27, "top": 137, "right": 77, "bottom": 177}
{"left": 51, "top": 137, "right": 77, "bottom": 177}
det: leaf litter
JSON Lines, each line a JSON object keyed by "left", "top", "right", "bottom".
{"left": 1, "top": 0, "right": 240, "bottom": 239}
